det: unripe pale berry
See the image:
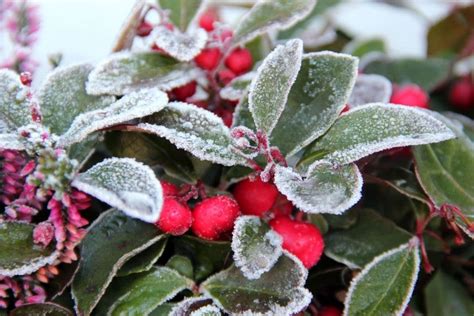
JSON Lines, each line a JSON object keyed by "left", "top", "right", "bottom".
{"left": 225, "top": 48, "right": 253, "bottom": 75}
{"left": 319, "top": 306, "right": 342, "bottom": 316}
{"left": 269, "top": 217, "right": 324, "bottom": 268}
{"left": 156, "top": 198, "right": 192, "bottom": 236}
{"left": 195, "top": 48, "right": 222, "bottom": 71}
{"left": 171, "top": 81, "right": 197, "bottom": 101}
{"left": 390, "top": 84, "right": 429, "bottom": 109}
{"left": 199, "top": 10, "right": 218, "bottom": 32}
{"left": 449, "top": 78, "right": 474, "bottom": 111}
{"left": 233, "top": 177, "right": 279, "bottom": 217}
{"left": 192, "top": 195, "right": 240, "bottom": 240}
{"left": 161, "top": 180, "right": 179, "bottom": 197}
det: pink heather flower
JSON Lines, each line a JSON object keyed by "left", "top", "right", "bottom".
{"left": 33, "top": 222, "right": 55, "bottom": 247}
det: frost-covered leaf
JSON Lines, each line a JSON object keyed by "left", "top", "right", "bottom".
{"left": 348, "top": 74, "right": 391, "bottom": 108}
{"left": 220, "top": 72, "right": 255, "bottom": 101}
{"left": 413, "top": 114, "right": 474, "bottom": 238}
{"left": 232, "top": 216, "right": 283, "bottom": 280}
{"left": 202, "top": 253, "right": 311, "bottom": 315}
{"left": 169, "top": 297, "right": 214, "bottom": 316}
{"left": 0, "top": 133, "right": 24, "bottom": 150}
{"left": 138, "top": 102, "right": 246, "bottom": 166}
{"left": 72, "top": 158, "right": 163, "bottom": 223}
{"left": 72, "top": 209, "right": 165, "bottom": 315}
{"left": 444, "top": 112, "right": 474, "bottom": 141}
{"left": 271, "top": 52, "right": 358, "bottom": 156}
{"left": 153, "top": 27, "right": 207, "bottom": 62}
{"left": 249, "top": 39, "right": 303, "bottom": 135}
{"left": 232, "top": 0, "right": 316, "bottom": 45}
{"left": 104, "top": 267, "right": 194, "bottom": 316}
{"left": 38, "top": 63, "right": 116, "bottom": 135}
{"left": 117, "top": 237, "right": 168, "bottom": 276}
{"left": 0, "top": 69, "right": 32, "bottom": 131}
{"left": 86, "top": 52, "right": 197, "bottom": 95}
{"left": 232, "top": 94, "right": 256, "bottom": 131}
{"left": 274, "top": 163, "right": 362, "bottom": 215}
{"left": 191, "top": 305, "right": 221, "bottom": 316}
{"left": 59, "top": 88, "right": 167, "bottom": 147}
{"left": 325, "top": 209, "right": 412, "bottom": 268}
{"left": 343, "top": 242, "right": 420, "bottom": 316}
{"left": 111, "top": 0, "right": 146, "bottom": 52}
{"left": 0, "top": 221, "right": 58, "bottom": 277}
{"left": 158, "top": 0, "right": 203, "bottom": 32}
{"left": 10, "top": 303, "right": 73, "bottom": 316}
{"left": 300, "top": 103, "right": 455, "bottom": 168}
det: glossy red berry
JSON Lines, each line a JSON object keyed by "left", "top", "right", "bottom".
{"left": 156, "top": 198, "right": 192, "bottom": 236}
{"left": 390, "top": 84, "right": 429, "bottom": 109}
{"left": 192, "top": 195, "right": 240, "bottom": 240}
{"left": 161, "top": 180, "right": 179, "bottom": 197}
{"left": 218, "top": 68, "right": 236, "bottom": 85}
{"left": 269, "top": 217, "right": 324, "bottom": 268}
{"left": 137, "top": 21, "right": 153, "bottom": 37}
{"left": 233, "top": 177, "right": 279, "bottom": 217}
{"left": 449, "top": 78, "right": 474, "bottom": 111}
{"left": 199, "top": 10, "right": 218, "bottom": 32}
{"left": 270, "top": 194, "right": 293, "bottom": 217}
{"left": 194, "top": 48, "right": 222, "bottom": 71}
{"left": 171, "top": 81, "right": 197, "bottom": 101}
{"left": 225, "top": 48, "right": 253, "bottom": 75}
{"left": 319, "top": 306, "right": 342, "bottom": 316}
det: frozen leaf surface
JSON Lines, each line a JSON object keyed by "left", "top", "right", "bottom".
{"left": 72, "top": 158, "right": 163, "bottom": 223}
{"left": 233, "top": 0, "right": 316, "bottom": 45}
{"left": 274, "top": 164, "right": 362, "bottom": 215}
{"left": 158, "top": 0, "right": 203, "bottom": 32}
{"left": 249, "top": 39, "right": 303, "bottom": 135}
{"left": 0, "top": 69, "right": 32, "bottom": 131}
{"left": 117, "top": 237, "right": 168, "bottom": 276}
{"left": 190, "top": 305, "right": 221, "bottom": 316}
{"left": 138, "top": 102, "right": 246, "bottom": 166}
{"left": 231, "top": 216, "right": 283, "bottom": 280}
{"left": 169, "top": 297, "right": 213, "bottom": 316}
{"left": 220, "top": 72, "right": 255, "bottom": 101}
{"left": 10, "top": 303, "right": 73, "bottom": 316}
{"left": 202, "top": 253, "right": 311, "bottom": 316}
{"left": 0, "top": 133, "right": 24, "bottom": 150}
{"left": 271, "top": 52, "right": 358, "bottom": 156}
{"left": 0, "top": 221, "right": 58, "bottom": 277}
{"left": 232, "top": 94, "right": 256, "bottom": 131}
{"left": 59, "top": 88, "right": 168, "bottom": 147}
{"left": 348, "top": 74, "right": 392, "bottom": 107}
{"left": 343, "top": 242, "right": 420, "bottom": 316}
{"left": 86, "top": 52, "right": 197, "bottom": 95}
{"left": 301, "top": 103, "right": 455, "bottom": 169}
{"left": 153, "top": 27, "right": 207, "bottom": 62}
{"left": 38, "top": 63, "right": 116, "bottom": 135}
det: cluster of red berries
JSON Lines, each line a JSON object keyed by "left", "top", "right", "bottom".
{"left": 449, "top": 76, "right": 474, "bottom": 111}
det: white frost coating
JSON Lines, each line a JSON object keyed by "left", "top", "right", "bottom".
{"left": 249, "top": 39, "right": 303, "bottom": 135}
{"left": 348, "top": 74, "right": 392, "bottom": 107}
{"left": 59, "top": 88, "right": 168, "bottom": 147}
{"left": 190, "top": 305, "right": 222, "bottom": 316}
{"left": 137, "top": 102, "right": 246, "bottom": 166}
{"left": 0, "top": 249, "right": 59, "bottom": 277}
{"left": 343, "top": 240, "right": 421, "bottom": 316}
{"left": 0, "top": 133, "right": 25, "bottom": 150}
{"left": 220, "top": 72, "right": 256, "bottom": 101}
{"left": 275, "top": 164, "right": 362, "bottom": 215}
{"left": 170, "top": 297, "right": 212, "bottom": 316}
{"left": 0, "top": 69, "right": 32, "bottom": 131}
{"left": 231, "top": 216, "right": 283, "bottom": 280}
{"left": 72, "top": 158, "right": 163, "bottom": 223}
{"left": 153, "top": 26, "right": 207, "bottom": 62}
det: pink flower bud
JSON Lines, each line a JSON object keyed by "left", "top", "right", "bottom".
{"left": 33, "top": 222, "right": 55, "bottom": 247}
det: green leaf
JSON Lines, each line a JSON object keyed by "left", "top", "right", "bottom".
{"left": 0, "top": 221, "right": 58, "bottom": 277}
{"left": 300, "top": 103, "right": 455, "bottom": 168}
{"left": 169, "top": 297, "right": 213, "bottom": 316}
{"left": 86, "top": 52, "right": 196, "bottom": 95}
{"left": 444, "top": 112, "right": 474, "bottom": 141}
{"left": 10, "top": 303, "right": 73, "bottom": 316}
{"left": 364, "top": 58, "right": 450, "bottom": 91}
{"left": 424, "top": 270, "right": 474, "bottom": 316}
{"left": 107, "top": 267, "right": 194, "bottom": 316}
{"left": 413, "top": 114, "right": 474, "bottom": 238}
{"left": 348, "top": 74, "right": 392, "bottom": 107}
{"left": 344, "top": 242, "right": 420, "bottom": 316}
{"left": 324, "top": 209, "right": 412, "bottom": 268}
{"left": 157, "top": 0, "right": 203, "bottom": 32}
{"left": 231, "top": 216, "right": 283, "bottom": 280}
{"left": 271, "top": 52, "right": 358, "bottom": 156}
{"left": 344, "top": 38, "right": 386, "bottom": 58}
{"left": 232, "top": 0, "right": 316, "bottom": 45}
{"left": 249, "top": 39, "right": 303, "bottom": 135}
{"left": 138, "top": 102, "right": 246, "bottom": 166}
{"left": 71, "top": 209, "right": 164, "bottom": 315}
{"left": 151, "top": 303, "right": 176, "bottom": 316}
{"left": 202, "top": 253, "right": 311, "bottom": 315}
{"left": 0, "top": 69, "right": 32, "bottom": 131}
{"left": 38, "top": 63, "right": 115, "bottom": 135}
{"left": 72, "top": 158, "right": 163, "bottom": 223}
{"left": 274, "top": 163, "right": 362, "bottom": 215}
{"left": 0, "top": 133, "right": 24, "bottom": 151}
{"left": 59, "top": 88, "right": 168, "bottom": 147}
{"left": 117, "top": 237, "right": 168, "bottom": 276}
{"left": 232, "top": 94, "right": 256, "bottom": 131}
{"left": 153, "top": 27, "right": 207, "bottom": 62}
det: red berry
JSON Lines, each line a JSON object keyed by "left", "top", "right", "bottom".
{"left": 199, "top": 10, "right": 218, "bottom": 32}
{"left": 194, "top": 48, "right": 222, "bottom": 71}
{"left": 137, "top": 21, "right": 153, "bottom": 37}
{"left": 233, "top": 177, "right": 279, "bottom": 217}
{"left": 171, "top": 81, "right": 197, "bottom": 101}
{"left": 449, "top": 78, "right": 474, "bottom": 111}
{"left": 390, "top": 84, "right": 429, "bottom": 109}
{"left": 215, "top": 108, "right": 233, "bottom": 127}
{"left": 161, "top": 180, "right": 179, "bottom": 197}
{"left": 156, "top": 198, "right": 192, "bottom": 236}
{"left": 269, "top": 217, "right": 324, "bottom": 268}
{"left": 270, "top": 194, "right": 293, "bottom": 217}
{"left": 225, "top": 48, "right": 253, "bottom": 75}
{"left": 192, "top": 195, "right": 240, "bottom": 240}
{"left": 218, "top": 68, "right": 236, "bottom": 85}
{"left": 319, "top": 306, "right": 342, "bottom": 316}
